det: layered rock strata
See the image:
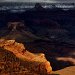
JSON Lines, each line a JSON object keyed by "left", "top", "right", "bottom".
{"left": 0, "top": 39, "right": 52, "bottom": 75}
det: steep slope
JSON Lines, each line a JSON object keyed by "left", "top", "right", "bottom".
{"left": 3, "top": 29, "right": 41, "bottom": 42}
{"left": 0, "top": 48, "right": 40, "bottom": 75}
{"left": 0, "top": 39, "right": 52, "bottom": 75}
{"left": 1, "top": 22, "right": 41, "bottom": 43}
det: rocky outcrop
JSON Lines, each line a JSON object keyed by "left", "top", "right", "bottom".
{"left": 0, "top": 39, "right": 52, "bottom": 75}
{"left": 56, "top": 57, "right": 75, "bottom": 65}
{"left": 1, "top": 21, "right": 41, "bottom": 43}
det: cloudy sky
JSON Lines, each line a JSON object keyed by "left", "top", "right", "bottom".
{"left": 0, "top": 0, "right": 75, "bottom": 3}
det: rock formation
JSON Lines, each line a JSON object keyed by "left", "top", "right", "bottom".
{"left": 1, "top": 21, "right": 41, "bottom": 43}
{"left": 0, "top": 39, "right": 52, "bottom": 75}
{"left": 56, "top": 57, "right": 75, "bottom": 65}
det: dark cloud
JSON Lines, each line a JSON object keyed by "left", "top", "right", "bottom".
{"left": 0, "top": 0, "right": 75, "bottom": 3}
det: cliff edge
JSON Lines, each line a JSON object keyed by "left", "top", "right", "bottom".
{"left": 0, "top": 39, "right": 52, "bottom": 75}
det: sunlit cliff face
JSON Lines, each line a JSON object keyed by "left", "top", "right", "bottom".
{"left": 0, "top": 39, "right": 52, "bottom": 74}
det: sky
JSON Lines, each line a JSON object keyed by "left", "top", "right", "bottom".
{"left": 0, "top": 0, "right": 75, "bottom": 3}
